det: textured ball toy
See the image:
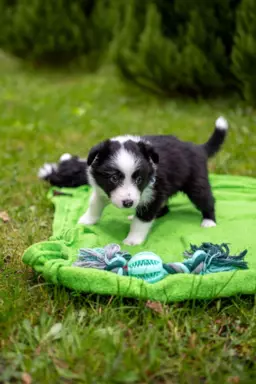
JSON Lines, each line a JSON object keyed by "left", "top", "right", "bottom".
{"left": 73, "top": 242, "right": 248, "bottom": 284}
{"left": 127, "top": 252, "right": 168, "bottom": 283}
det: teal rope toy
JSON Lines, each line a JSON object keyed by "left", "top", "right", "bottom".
{"left": 73, "top": 243, "right": 248, "bottom": 284}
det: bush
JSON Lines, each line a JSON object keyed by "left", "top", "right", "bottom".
{"left": 0, "top": 0, "right": 113, "bottom": 67}
{"left": 112, "top": 0, "right": 240, "bottom": 97}
{"left": 2, "top": 0, "right": 253, "bottom": 102}
{"left": 232, "top": 0, "right": 256, "bottom": 103}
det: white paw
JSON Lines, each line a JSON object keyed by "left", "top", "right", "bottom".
{"left": 38, "top": 163, "right": 57, "bottom": 179}
{"left": 123, "top": 234, "right": 145, "bottom": 246}
{"left": 59, "top": 153, "right": 72, "bottom": 162}
{"left": 78, "top": 213, "right": 100, "bottom": 225}
{"left": 201, "top": 219, "right": 216, "bottom": 228}
{"left": 127, "top": 215, "right": 134, "bottom": 221}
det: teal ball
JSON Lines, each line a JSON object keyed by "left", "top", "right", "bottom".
{"left": 127, "top": 252, "right": 167, "bottom": 284}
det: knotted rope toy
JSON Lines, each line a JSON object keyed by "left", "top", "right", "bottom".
{"left": 73, "top": 243, "right": 248, "bottom": 284}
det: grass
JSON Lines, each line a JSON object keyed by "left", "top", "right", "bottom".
{"left": 0, "top": 53, "right": 256, "bottom": 384}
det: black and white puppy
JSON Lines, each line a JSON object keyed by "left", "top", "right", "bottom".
{"left": 38, "top": 117, "right": 228, "bottom": 245}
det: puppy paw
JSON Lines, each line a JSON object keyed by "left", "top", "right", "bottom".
{"left": 78, "top": 213, "right": 99, "bottom": 226}
{"left": 123, "top": 234, "right": 144, "bottom": 246}
{"left": 38, "top": 163, "right": 57, "bottom": 179}
{"left": 201, "top": 219, "right": 216, "bottom": 228}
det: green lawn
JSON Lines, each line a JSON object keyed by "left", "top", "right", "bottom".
{"left": 0, "top": 54, "right": 256, "bottom": 383}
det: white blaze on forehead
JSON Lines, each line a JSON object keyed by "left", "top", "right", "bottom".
{"left": 111, "top": 135, "right": 141, "bottom": 144}
{"left": 110, "top": 146, "right": 141, "bottom": 209}
{"left": 111, "top": 147, "right": 140, "bottom": 175}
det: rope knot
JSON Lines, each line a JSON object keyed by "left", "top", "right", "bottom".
{"left": 73, "top": 243, "right": 131, "bottom": 275}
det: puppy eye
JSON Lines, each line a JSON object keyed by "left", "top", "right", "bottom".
{"left": 135, "top": 176, "right": 142, "bottom": 185}
{"left": 110, "top": 174, "right": 119, "bottom": 184}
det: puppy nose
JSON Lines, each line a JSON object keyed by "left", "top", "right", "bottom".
{"left": 122, "top": 199, "right": 133, "bottom": 208}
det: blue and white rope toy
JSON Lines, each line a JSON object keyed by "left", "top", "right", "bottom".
{"left": 73, "top": 242, "right": 248, "bottom": 284}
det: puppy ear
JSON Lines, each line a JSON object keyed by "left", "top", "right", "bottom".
{"left": 87, "top": 140, "right": 110, "bottom": 166}
{"left": 138, "top": 141, "right": 159, "bottom": 164}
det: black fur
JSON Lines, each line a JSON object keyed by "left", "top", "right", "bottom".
{"left": 89, "top": 141, "right": 124, "bottom": 197}
{"left": 42, "top": 156, "right": 88, "bottom": 187}
{"left": 39, "top": 119, "right": 227, "bottom": 223}
{"left": 138, "top": 134, "right": 215, "bottom": 222}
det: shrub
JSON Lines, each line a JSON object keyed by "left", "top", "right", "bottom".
{"left": 232, "top": 0, "right": 256, "bottom": 103}
{"left": 0, "top": 0, "right": 113, "bottom": 67}
{"left": 1, "top": 0, "right": 250, "bottom": 101}
{"left": 112, "top": 0, "right": 240, "bottom": 97}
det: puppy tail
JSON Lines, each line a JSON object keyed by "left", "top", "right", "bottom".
{"left": 203, "top": 116, "right": 228, "bottom": 158}
{"left": 38, "top": 153, "right": 89, "bottom": 187}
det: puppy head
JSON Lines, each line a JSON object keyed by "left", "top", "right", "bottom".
{"left": 87, "top": 137, "right": 158, "bottom": 209}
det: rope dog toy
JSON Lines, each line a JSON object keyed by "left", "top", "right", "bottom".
{"left": 73, "top": 243, "right": 248, "bottom": 284}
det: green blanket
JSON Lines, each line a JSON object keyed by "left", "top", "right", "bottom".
{"left": 22, "top": 174, "right": 256, "bottom": 302}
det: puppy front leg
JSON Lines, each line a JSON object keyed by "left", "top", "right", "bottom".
{"left": 78, "top": 189, "right": 108, "bottom": 225}
{"left": 123, "top": 216, "right": 154, "bottom": 246}
{"left": 123, "top": 198, "right": 166, "bottom": 245}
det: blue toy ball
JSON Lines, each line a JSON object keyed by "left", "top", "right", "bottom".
{"left": 127, "top": 252, "right": 168, "bottom": 283}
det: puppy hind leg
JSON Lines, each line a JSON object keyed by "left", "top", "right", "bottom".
{"left": 185, "top": 180, "right": 216, "bottom": 227}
